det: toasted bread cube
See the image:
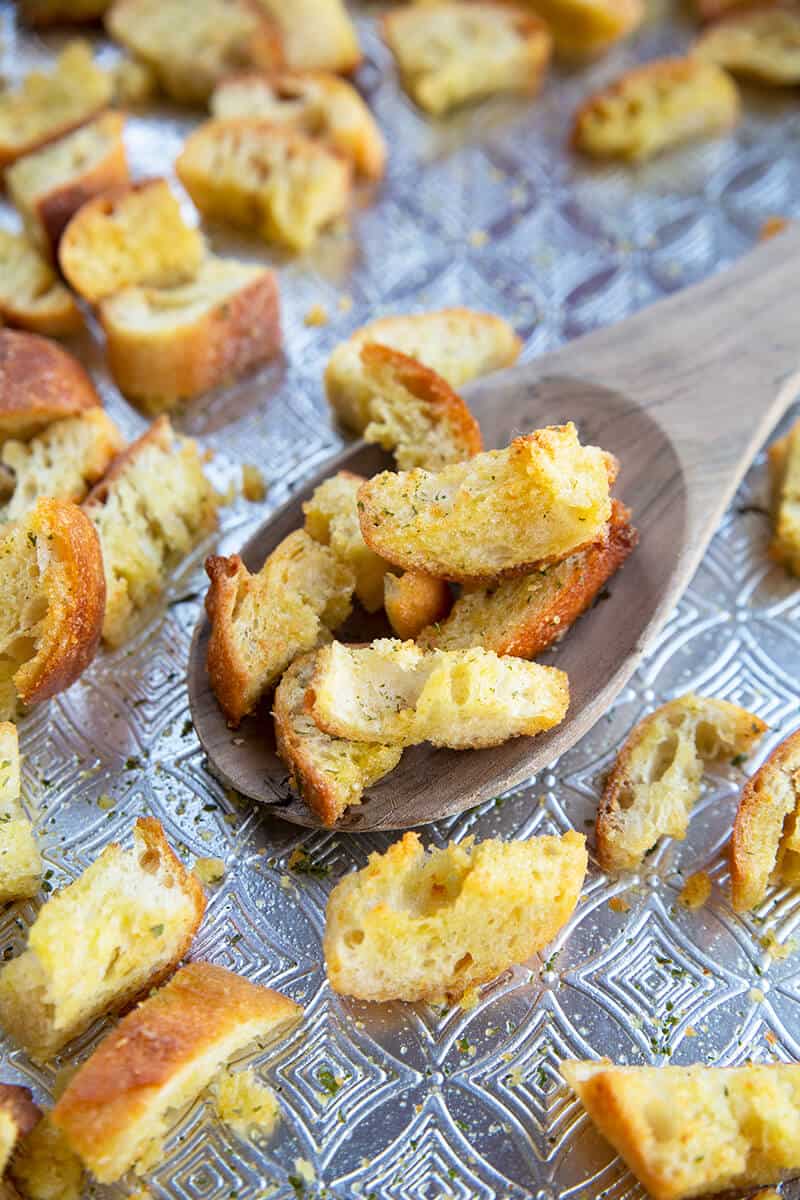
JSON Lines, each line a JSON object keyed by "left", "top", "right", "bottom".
{"left": 9, "top": 1115, "right": 84, "bottom": 1200}
{"left": 0, "top": 497, "right": 105, "bottom": 721}
{"left": 768, "top": 421, "right": 800, "bottom": 575}
{"left": 0, "top": 232, "right": 82, "bottom": 338}
{"left": 325, "top": 829, "right": 586, "bottom": 1001}
{"left": 419, "top": 499, "right": 637, "bottom": 655}
{"left": 99, "top": 256, "right": 282, "bottom": 412}
{"left": 303, "top": 471, "right": 389, "bottom": 613}
{"left": 254, "top": 0, "right": 361, "bottom": 73}
{"left": 177, "top": 119, "right": 352, "bottom": 253}
{"left": 309, "top": 638, "right": 570, "bottom": 749}
{"left": 596, "top": 694, "right": 768, "bottom": 872}
{"left": 213, "top": 1068, "right": 280, "bottom": 1139}
{"left": 0, "top": 724, "right": 42, "bottom": 903}
{"left": 384, "top": 571, "right": 452, "bottom": 640}
{"left": 0, "top": 1085, "right": 40, "bottom": 1176}
{"left": 0, "top": 818, "right": 205, "bottom": 1063}
{"left": 0, "top": 331, "right": 100, "bottom": 445}
{"left": 205, "top": 529, "right": 355, "bottom": 726}
{"left": 21, "top": 0, "right": 109, "bottom": 23}
{"left": 357, "top": 425, "right": 616, "bottom": 584}
{"left": 731, "top": 728, "right": 800, "bottom": 912}
{"left": 50, "top": 962, "right": 302, "bottom": 1182}
{"left": 562, "top": 1059, "right": 800, "bottom": 1200}
{"left": 694, "top": 7, "right": 800, "bottom": 85}
{"left": 274, "top": 652, "right": 402, "bottom": 826}
{"left": 211, "top": 70, "right": 385, "bottom": 178}
{"left": 530, "top": 0, "right": 642, "bottom": 55}
{"left": 573, "top": 56, "right": 740, "bottom": 162}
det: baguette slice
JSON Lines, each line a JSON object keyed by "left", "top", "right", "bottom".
{"left": 51, "top": 962, "right": 302, "bottom": 1183}
{"left": 255, "top": 0, "right": 362, "bottom": 73}
{"left": 596, "top": 694, "right": 768, "bottom": 871}
{"left": 357, "top": 424, "right": 617, "bottom": 583}
{"left": 7, "top": 113, "right": 129, "bottom": 258}
{"left": 325, "top": 829, "right": 587, "bottom": 1001}
{"left": 0, "top": 330, "right": 99, "bottom": 445}
{"left": 274, "top": 652, "right": 403, "bottom": 825}
{"left": 0, "top": 817, "right": 205, "bottom": 1063}
{"left": 384, "top": 570, "right": 452, "bottom": 640}
{"left": 205, "top": 530, "right": 355, "bottom": 726}
{"left": 0, "top": 1086, "right": 40, "bottom": 1176}
{"left": 309, "top": 638, "right": 569, "bottom": 749}
{"left": 9, "top": 1116, "right": 83, "bottom": 1200}
{"left": 694, "top": 6, "right": 800, "bottom": 84}
{"left": 562, "top": 1059, "right": 800, "bottom": 1200}
{"left": 211, "top": 70, "right": 385, "bottom": 178}
{"left": 0, "top": 723, "right": 42, "bottom": 903}
{"left": 529, "top": 0, "right": 642, "bottom": 55}
{"left": 99, "top": 256, "right": 282, "bottom": 412}
{"left": 0, "top": 497, "right": 105, "bottom": 721}
{"left": 767, "top": 421, "right": 800, "bottom": 575}
{"left": 303, "top": 471, "right": 389, "bottom": 613}
{"left": 21, "top": 0, "right": 109, "bottom": 23}
{"left": 0, "top": 231, "right": 82, "bottom": 338}
{"left": 176, "top": 118, "right": 352, "bottom": 253}
{"left": 731, "top": 728, "right": 800, "bottom": 912}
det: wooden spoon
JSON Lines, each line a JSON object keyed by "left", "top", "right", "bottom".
{"left": 188, "top": 227, "right": 800, "bottom": 831}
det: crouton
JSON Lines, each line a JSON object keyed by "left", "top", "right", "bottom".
{"left": 0, "top": 817, "right": 205, "bottom": 1063}
{"left": 357, "top": 425, "right": 617, "bottom": 584}
{"left": 694, "top": 6, "right": 800, "bottom": 84}
{"left": 0, "top": 331, "right": 99, "bottom": 445}
{"left": 50, "top": 962, "right": 302, "bottom": 1182}
{"left": 274, "top": 652, "right": 403, "bottom": 825}
{"left": 9, "top": 1116, "right": 84, "bottom": 1200}
{"left": 303, "top": 471, "right": 389, "bottom": 612}
{"left": 176, "top": 119, "right": 351, "bottom": 253}
{"left": 767, "top": 421, "right": 800, "bottom": 575}
{"left": 20, "top": 0, "right": 109, "bottom": 23}
{"left": 309, "top": 638, "right": 570, "bottom": 749}
{"left": 205, "top": 530, "right": 354, "bottom": 726}
{"left": 530, "top": 0, "right": 642, "bottom": 55}
{"left": 0, "top": 232, "right": 82, "bottom": 338}
{"left": 325, "top": 829, "right": 586, "bottom": 1001}
{"left": 213, "top": 1068, "right": 280, "bottom": 1139}
{"left": 0, "top": 723, "right": 42, "bottom": 903}
{"left": 596, "top": 694, "right": 768, "bottom": 872}
{"left": 382, "top": 2, "right": 552, "bottom": 115}
{"left": 731, "top": 728, "right": 800, "bottom": 912}
{"left": 384, "top": 571, "right": 452, "bottom": 640}
{"left": 254, "top": 0, "right": 361, "bottom": 73}
{"left": 561, "top": 1059, "right": 800, "bottom": 1200}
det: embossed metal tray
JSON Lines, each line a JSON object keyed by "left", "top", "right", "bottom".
{"left": 2, "top": 3, "right": 800, "bottom": 1197}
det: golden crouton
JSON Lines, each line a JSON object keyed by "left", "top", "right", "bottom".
{"left": 324, "top": 830, "right": 587, "bottom": 1001}
{"left": 767, "top": 420, "right": 800, "bottom": 575}
{"left": 0, "top": 723, "right": 42, "bottom": 903}
{"left": 10, "top": 1116, "right": 84, "bottom": 1200}
{"left": 596, "top": 694, "right": 767, "bottom": 871}
{"left": 0, "top": 232, "right": 82, "bottom": 338}
{"left": 254, "top": 0, "right": 362, "bottom": 73}
{"left": 303, "top": 471, "right": 389, "bottom": 612}
{"left": 384, "top": 571, "right": 452, "bottom": 640}
{"left": 0, "top": 331, "right": 100, "bottom": 445}
{"left": 0, "top": 1085, "right": 40, "bottom": 1175}
{"left": 531, "top": 0, "right": 642, "bottom": 55}
{"left": 694, "top": 6, "right": 800, "bottom": 85}
{"left": 731, "top": 728, "right": 800, "bottom": 912}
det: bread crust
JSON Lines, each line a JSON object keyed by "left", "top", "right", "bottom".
{"left": 731, "top": 728, "right": 800, "bottom": 912}
{"left": 0, "top": 233, "right": 83, "bottom": 338}
{"left": 20, "top": 0, "right": 109, "bottom": 25}
{"left": 204, "top": 553, "right": 255, "bottom": 725}
{"left": 384, "top": 571, "right": 452, "bottom": 640}
{"left": 0, "top": 331, "right": 99, "bottom": 445}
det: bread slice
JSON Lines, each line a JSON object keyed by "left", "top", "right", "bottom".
{"left": 0, "top": 231, "right": 82, "bottom": 338}
{"left": 9, "top": 1116, "right": 84, "bottom": 1200}
{"left": 357, "top": 425, "right": 617, "bottom": 584}
{"left": 0, "top": 41, "right": 111, "bottom": 168}
{"left": 254, "top": 0, "right": 361, "bottom": 73}
{"left": 1, "top": 408, "right": 125, "bottom": 521}
{"left": 326, "top": 308, "right": 522, "bottom": 433}
{"left": 561, "top": 1059, "right": 800, "bottom": 1200}
{"left": 59, "top": 179, "right": 205, "bottom": 305}
{"left": 419, "top": 499, "right": 637, "bottom": 655}
{"left": 205, "top": 530, "right": 354, "bottom": 726}
{"left": 7, "top": 113, "right": 129, "bottom": 259}
{"left": 83, "top": 416, "right": 220, "bottom": 648}
{"left": 309, "top": 638, "right": 570, "bottom": 749}
{"left": 0, "top": 723, "right": 42, "bottom": 903}
{"left": 0, "top": 497, "right": 105, "bottom": 721}
{"left": 382, "top": 2, "right": 552, "bottom": 116}
{"left": 767, "top": 421, "right": 800, "bottom": 575}
{"left": 384, "top": 571, "right": 452, "bottom": 640}
{"left": 730, "top": 728, "right": 800, "bottom": 912}
{"left": 596, "top": 694, "right": 768, "bottom": 872}
{"left": 176, "top": 119, "right": 351, "bottom": 253}
{"left": 303, "top": 471, "right": 389, "bottom": 613}
{"left": 325, "top": 829, "right": 586, "bottom": 1002}
{"left": 274, "top": 652, "right": 403, "bottom": 825}
{"left": 573, "top": 57, "right": 740, "bottom": 162}
{"left": 211, "top": 70, "right": 385, "bottom": 178}
{"left": 50, "top": 962, "right": 302, "bottom": 1182}
{"left": 0, "top": 1086, "right": 40, "bottom": 1175}
{"left": 0, "top": 817, "right": 205, "bottom": 1063}
{"left": 106, "top": 0, "right": 281, "bottom": 104}
{"left": 694, "top": 6, "right": 800, "bottom": 84}
{"left": 527, "top": 0, "right": 642, "bottom": 55}
{"left": 0, "top": 330, "right": 100, "bottom": 445}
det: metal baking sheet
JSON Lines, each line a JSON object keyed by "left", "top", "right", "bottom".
{"left": 2, "top": 3, "right": 800, "bottom": 1197}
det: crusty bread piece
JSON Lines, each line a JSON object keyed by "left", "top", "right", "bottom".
{"left": 309, "top": 638, "right": 570, "bottom": 749}
{"left": 83, "top": 416, "right": 219, "bottom": 648}
{"left": 21, "top": 0, "right": 109, "bottom": 24}
{"left": 51, "top": 962, "right": 302, "bottom": 1183}
{"left": 767, "top": 421, "right": 800, "bottom": 575}
{"left": 9, "top": 1116, "right": 83, "bottom": 1200}
{"left": 596, "top": 694, "right": 768, "bottom": 872}
{"left": 325, "top": 829, "right": 586, "bottom": 1001}
{"left": 0, "top": 42, "right": 111, "bottom": 168}
{"left": 205, "top": 530, "right": 354, "bottom": 726}
{"left": 358, "top": 343, "right": 483, "bottom": 470}
{"left": 573, "top": 57, "right": 740, "bottom": 162}
{"left": 528, "top": 0, "right": 642, "bottom": 55}
{"left": 213, "top": 1067, "right": 280, "bottom": 1139}
{"left": 176, "top": 119, "right": 351, "bottom": 253}
{"left": 100, "top": 256, "right": 282, "bottom": 412}
{"left": 0, "top": 817, "right": 205, "bottom": 1063}
{"left": 303, "top": 471, "right": 389, "bottom": 613}
{"left": 382, "top": 2, "right": 552, "bottom": 116}
{"left": 730, "top": 728, "right": 800, "bottom": 912}
{"left": 384, "top": 571, "right": 452, "bottom": 640}
{"left": 0, "top": 1085, "right": 40, "bottom": 1177}
{"left": 0, "top": 497, "right": 105, "bottom": 721}
{"left": 0, "top": 331, "right": 99, "bottom": 445}
{"left": 419, "top": 499, "right": 637, "bottom": 655}
{"left": 0, "top": 723, "right": 42, "bottom": 903}
{"left": 561, "top": 1059, "right": 800, "bottom": 1200}
{"left": 274, "top": 652, "right": 403, "bottom": 825}
{"left": 254, "top": 0, "right": 361, "bottom": 73}
{"left": 0, "top": 232, "right": 82, "bottom": 338}
{"left": 110, "top": 57, "right": 159, "bottom": 107}
{"left": 694, "top": 6, "right": 800, "bottom": 84}
{"left": 59, "top": 179, "right": 204, "bottom": 306}
{"left": 106, "top": 0, "right": 281, "bottom": 104}
{"left": 7, "top": 113, "right": 129, "bottom": 258}
{"left": 211, "top": 71, "right": 385, "bottom": 179}
{"left": 1, "top": 408, "right": 124, "bottom": 521}
{"left": 326, "top": 308, "right": 522, "bottom": 433}
{"left": 357, "top": 425, "right": 617, "bottom": 584}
